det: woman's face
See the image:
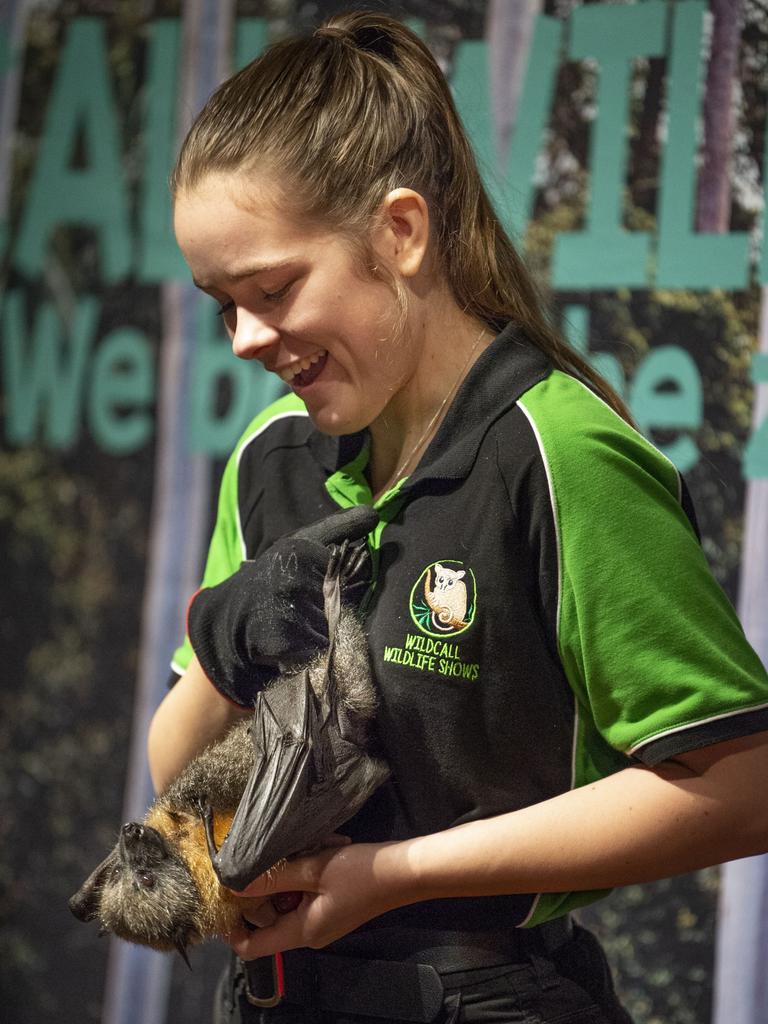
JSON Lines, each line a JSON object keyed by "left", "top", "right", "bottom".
{"left": 173, "top": 172, "right": 421, "bottom": 437}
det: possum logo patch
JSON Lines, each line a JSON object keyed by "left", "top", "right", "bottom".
{"left": 410, "top": 560, "right": 477, "bottom": 638}
{"left": 380, "top": 561, "right": 480, "bottom": 680}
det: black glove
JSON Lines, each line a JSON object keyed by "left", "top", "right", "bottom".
{"left": 188, "top": 505, "right": 378, "bottom": 706}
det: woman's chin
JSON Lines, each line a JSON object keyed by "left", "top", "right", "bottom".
{"left": 307, "top": 402, "right": 372, "bottom": 438}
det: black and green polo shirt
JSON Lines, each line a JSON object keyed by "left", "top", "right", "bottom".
{"left": 172, "top": 324, "right": 768, "bottom": 929}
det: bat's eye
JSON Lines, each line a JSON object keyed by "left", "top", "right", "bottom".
{"left": 137, "top": 871, "right": 155, "bottom": 889}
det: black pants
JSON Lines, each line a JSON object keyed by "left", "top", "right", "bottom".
{"left": 214, "top": 925, "right": 633, "bottom": 1024}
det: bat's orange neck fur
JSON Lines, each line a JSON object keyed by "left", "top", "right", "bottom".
{"left": 145, "top": 806, "right": 253, "bottom": 938}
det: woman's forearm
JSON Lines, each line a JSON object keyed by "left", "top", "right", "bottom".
{"left": 228, "top": 731, "right": 768, "bottom": 958}
{"left": 394, "top": 731, "right": 768, "bottom": 903}
{"left": 147, "top": 655, "right": 250, "bottom": 793}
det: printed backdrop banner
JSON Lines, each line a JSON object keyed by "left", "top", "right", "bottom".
{"left": 1, "top": 2, "right": 766, "bottom": 1024}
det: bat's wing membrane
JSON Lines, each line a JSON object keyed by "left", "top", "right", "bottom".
{"left": 212, "top": 670, "right": 313, "bottom": 891}
{"left": 211, "top": 542, "right": 389, "bottom": 892}
{"left": 212, "top": 668, "right": 388, "bottom": 891}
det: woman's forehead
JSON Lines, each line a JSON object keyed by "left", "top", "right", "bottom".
{"left": 174, "top": 173, "right": 327, "bottom": 260}
{"left": 174, "top": 169, "right": 292, "bottom": 223}
{"left": 173, "top": 176, "right": 369, "bottom": 295}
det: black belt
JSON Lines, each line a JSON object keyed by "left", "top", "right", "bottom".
{"left": 241, "top": 916, "right": 573, "bottom": 1021}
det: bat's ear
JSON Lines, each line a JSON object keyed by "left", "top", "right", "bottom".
{"left": 69, "top": 849, "right": 120, "bottom": 922}
{"left": 174, "top": 931, "right": 192, "bottom": 971}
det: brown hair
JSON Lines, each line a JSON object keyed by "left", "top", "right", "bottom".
{"left": 172, "top": 11, "right": 631, "bottom": 422}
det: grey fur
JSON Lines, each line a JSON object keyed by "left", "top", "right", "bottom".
{"left": 70, "top": 607, "right": 383, "bottom": 956}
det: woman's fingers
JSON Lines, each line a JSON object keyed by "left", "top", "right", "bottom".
{"left": 225, "top": 842, "right": 405, "bottom": 958}
{"left": 241, "top": 899, "right": 279, "bottom": 929}
{"left": 235, "top": 859, "right": 307, "bottom": 898}
{"left": 272, "top": 891, "right": 303, "bottom": 914}
{"left": 318, "top": 833, "right": 352, "bottom": 849}
{"left": 234, "top": 847, "right": 336, "bottom": 898}
{"left": 227, "top": 904, "right": 308, "bottom": 959}
{"left": 232, "top": 840, "right": 350, "bottom": 901}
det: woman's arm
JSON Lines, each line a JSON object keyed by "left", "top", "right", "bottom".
{"left": 147, "top": 655, "right": 251, "bottom": 793}
{"left": 227, "top": 730, "right": 768, "bottom": 957}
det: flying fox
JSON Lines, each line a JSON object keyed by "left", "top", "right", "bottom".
{"left": 69, "top": 545, "right": 388, "bottom": 965}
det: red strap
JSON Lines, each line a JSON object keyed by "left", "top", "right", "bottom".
{"left": 274, "top": 952, "right": 285, "bottom": 999}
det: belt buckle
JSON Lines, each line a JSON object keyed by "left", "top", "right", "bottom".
{"left": 243, "top": 952, "right": 285, "bottom": 1008}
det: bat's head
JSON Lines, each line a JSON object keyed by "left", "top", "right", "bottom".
{"left": 69, "top": 822, "right": 201, "bottom": 966}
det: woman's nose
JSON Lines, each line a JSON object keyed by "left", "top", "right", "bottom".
{"left": 231, "top": 309, "right": 280, "bottom": 360}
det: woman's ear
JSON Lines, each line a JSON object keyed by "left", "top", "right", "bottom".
{"left": 375, "top": 188, "right": 430, "bottom": 278}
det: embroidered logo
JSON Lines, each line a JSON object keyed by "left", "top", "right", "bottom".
{"left": 410, "top": 560, "right": 477, "bottom": 638}
{"left": 381, "top": 560, "right": 479, "bottom": 680}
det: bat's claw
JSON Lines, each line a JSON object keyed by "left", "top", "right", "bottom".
{"left": 196, "top": 797, "right": 219, "bottom": 863}
{"left": 342, "top": 544, "right": 368, "bottom": 587}
{"left": 326, "top": 540, "right": 349, "bottom": 582}
{"left": 328, "top": 538, "right": 369, "bottom": 592}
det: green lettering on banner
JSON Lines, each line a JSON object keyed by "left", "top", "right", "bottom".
{"left": 452, "top": 39, "right": 503, "bottom": 218}
{"left": 190, "top": 304, "right": 284, "bottom": 456}
{"left": 656, "top": 1, "right": 749, "bottom": 289}
{"left": 89, "top": 328, "right": 154, "bottom": 454}
{"left": 743, "top": 353, "right": 768, "bottom": 479}
{"left": 453, "top": 18, "right": 563, "bottom": 244}
{"left": 561, "top": 305, "right": 701, "bottom": 471}
{"left": 552, "top": 2, "right": 666, "bottom": 289}
{"left": 403, "top": 18, "right": 426, "bottom": 39}
{"left": 630, "top": 346, "right": 702, "bottom": 472}
{"left": 2, "top": 289, "right": 98, "bottom": 448}
{"left": 504, "top": 15, "right": 563, "bottom": 241}
{"left": 14, "top": 18, "right": 131, "bottom": 282}
{"left": 562, "top": 303, "right": 626, "bottom": 398}
{"left": 0, "top": 27, "right": 13, "bottom": 75}
{"left": 138, "top": 19, "right": 185, "bottom": 282}
{"left": 235, "top": 17, "right": 267, "bottom": 70}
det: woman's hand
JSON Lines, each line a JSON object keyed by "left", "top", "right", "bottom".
{"left": 189, "top": 505, "right": 377, "bottom": 706}
{"left": 226, "top": 841, "right": 411, "bottom": 959}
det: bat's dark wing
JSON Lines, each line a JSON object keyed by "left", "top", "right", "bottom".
{"left": 211, "top": 669, "right": 387, "bottom": 891}
{"left": 210, "top": 544, "right": 389, "bottom": 892}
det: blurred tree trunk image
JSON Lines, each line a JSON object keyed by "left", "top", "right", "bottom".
{"left": 486, "top": 0, "right": 540, "bottom": 168}
{"left": 704, "top": 0, "right": 768, "bottom": 1019}
{"left": 713, "top": 292, "right": 768, "bottom": 1024}
{"left": 98, "top": 2, "right": 235, "bottom": 1022}
{"left": 696, "top": 0, "right": 744, "bottom": 232}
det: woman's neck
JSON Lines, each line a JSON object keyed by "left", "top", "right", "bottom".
{"left": 367, "top": 310, "right": 494, "bottom": 500}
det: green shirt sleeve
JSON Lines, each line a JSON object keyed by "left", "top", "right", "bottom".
{"left": 170, "top": 393, "right": 307, "bottom": 676}
{"left": 520, "top": 371, "right": 768, "bottom": 770}
{"left": 169, "top": 444, "right": 245, "bottom": 676}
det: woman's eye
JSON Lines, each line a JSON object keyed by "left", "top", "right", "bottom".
{"left": 263, "top": 281, "right": 292, "bottom": 302}
{"left": 216, "top": 300, "right": 235, "bottom": 317}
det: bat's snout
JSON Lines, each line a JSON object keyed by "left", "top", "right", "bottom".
{"left": 121, "top": 821, "right": 145, "bottom": 841}
{"left": 69, "top": 887, "right": 99, "bottom": 922}
{"left": 119, "top": 822, "right": 173, "bottom": 870}
{"left": 69, "top": 847, "right": 121, "bottom": 923}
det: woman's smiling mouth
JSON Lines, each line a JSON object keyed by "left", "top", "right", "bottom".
{"left": 279, "top": 351, "right": 328, "bottom": 388}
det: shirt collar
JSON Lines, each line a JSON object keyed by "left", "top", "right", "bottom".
{"left": 307, "top": 423, "right": 368, "bottom": 475}
{"left": 406, "top": 322, "right": 551, "bottom": 486}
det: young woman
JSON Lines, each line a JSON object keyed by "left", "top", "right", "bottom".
{"left": 149, "top": 12, "right": 768, "bottom": 1023}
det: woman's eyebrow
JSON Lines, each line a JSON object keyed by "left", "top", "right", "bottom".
{"left": 193, "top": 258, "right": 297, "bottom": 290}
